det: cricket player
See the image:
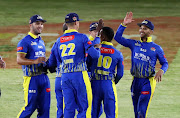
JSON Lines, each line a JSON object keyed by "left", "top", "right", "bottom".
{"left": 90, "top": 27, "right": 124, "bottom": 118}
{"left": 55, "top": 13, "right": 101, "bottom": 118}
{"left": 16, "top": 15, "right": 50, "bottom": 118}
{"left": 114, "top": 12, "right": 168, "bottom": 118}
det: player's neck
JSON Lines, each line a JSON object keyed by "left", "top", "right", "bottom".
{"left": 68, "top": 26, "right": 78, "bottom": 31}
{"left": 30, "top": 31, "right": 39, "bottom": 37}
{"left": 141, "top": 38, "right": 147, "bottom": 42}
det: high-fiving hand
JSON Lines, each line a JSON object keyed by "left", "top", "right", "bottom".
{"left": 97, "top": 18, "right": 104, "bottom": 36}
{"left": 123, "top": 12, "right": 135, "bottom": 26}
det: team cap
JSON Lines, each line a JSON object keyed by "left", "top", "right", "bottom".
{"left": 137, "top": 20, "right": 154, "bottom": 30}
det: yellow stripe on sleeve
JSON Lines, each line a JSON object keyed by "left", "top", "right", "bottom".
{"left": 17, "top": 52, "right": 27, "bottom": 54}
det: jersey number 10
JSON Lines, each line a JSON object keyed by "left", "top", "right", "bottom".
{"left": 97, "top": 55, "right": 112, "bottom": 69}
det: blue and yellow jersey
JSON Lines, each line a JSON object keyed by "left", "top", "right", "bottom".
{"left": 89, "top": 35, "right": 101, "bottom": 45}
{"left": 47, "top": 42, "right": 62, "bottom": 77}
{"left": 17, "top": 32, "right": 46, "bottom": 76}
{"left": 55, "top": 29, "right": 100, "bottom": 73}
{"left": 89, "top": 41, "right": 124, "bottom": 81}
{"left": 114, "top": 24, "right": 168, "bottom": 78}
{"left": 86, "top": 36, "right": 101, "bottom": 72}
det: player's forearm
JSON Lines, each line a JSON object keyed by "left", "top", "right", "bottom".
{"left": 116, "top": 67, "right": 124, "bottom": 80}
{"left": 114, "top": 24, "right": 127, "bottom": 44}
{"left": 160, "top": 62, "right": 168, "bottom": 74}
{"left": 87, "top": 46, "right": 100, "bottom": 59}
{"left": 17, "top": 57, "right": 37, "bottom": 65}
{"left": 47, "top": 53, "right": 57, "bottom": 68}
{"left": 115, "top": 62, "right": 124, "bottom": 83}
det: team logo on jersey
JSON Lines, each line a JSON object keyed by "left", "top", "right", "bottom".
{"left": 29, "top": 90, "right": 36, "bottom": 93}
{"left": 141, "top": 91, "right": 149, "bottom": 95}
{"left": 46, "top": 88, "right": 51, "bottom": 92}
{"left": 31, "top": 41, "right": 37, "bottom": 45}
{"left": 17, "top": 47, "right": 23, "bottom": 51}
{"left": 87, "top": 41, "right": 92, "bottom": 45}
{"left": 38, "top": 46, "right": 43, "bottom": 49}
{"left": 60, "top": 35, "right": 74, "bottom": 43}
{"left": 101, "top": 47, "right": 114, "bottom": 54}
{"left": 35, "top": 51, "right": 45, "bottom": 57}
{"left": 151, "top": 47, "right": 156, "bottom": 51}
{"left": 135, "top": 42, "right": 141, "bottom": 46}
{"left": 140, "top": 48, "right": 147, "bottom": 52}
{"left": 85, "top": 53, "right": 88, "bottom": 57}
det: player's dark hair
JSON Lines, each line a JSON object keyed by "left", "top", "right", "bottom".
{"left": 102, "top": 27, "right": 114, "bottom": 42}
{"left": 66, "top": 22, "right": 76, "bottom": 27}
{"left": 63, "top": 23, "right": 68, "bottom": 32}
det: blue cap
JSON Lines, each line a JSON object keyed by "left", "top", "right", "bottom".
{"left": 29, "top": 15, "right": 46, "bottom": 24}
{"left": 65, "top": 13, "right": 82, "bottom": 23}
{"left": 89, "top": 22, "right": 98, "bottom": 31}
{"left": 137, "top": 20, "right": 154, "bottom": 30}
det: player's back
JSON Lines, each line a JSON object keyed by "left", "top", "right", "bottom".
{"left": 56, "top": 30, "right": 92, "bottom": 73}
{"left": 91, "top": 41, "right": 122, "bottom": 80}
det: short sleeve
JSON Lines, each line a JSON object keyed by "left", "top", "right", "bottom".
{"left": 83, "top": 34, "right": 93, "bottom": 50}
{"left": 17, "top": 39, "right": 28, "bottom": 54}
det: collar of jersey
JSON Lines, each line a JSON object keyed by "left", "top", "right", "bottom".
{"left": 101, "top": 41, "right": 113, "bottom": 46}
{"left": 28, "top": 32, "right": 39, "bottom": 39}
{"left": 140, "top": 37, "right": 152, "bottom": 43}
{"left": 89, "top": 35, "right": 94, "bottom": 41}
{"left": 64, "top": 29, "right": 78, "bottom": 34}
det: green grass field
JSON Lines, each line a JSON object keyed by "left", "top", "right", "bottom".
{"left": 0, "top": 0, "right": 180, "bottom": 117}
{"left": 0, "top": 0, "right": 179, "bottom": 26}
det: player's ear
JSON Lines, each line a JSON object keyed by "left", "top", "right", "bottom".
{"left": 29, "top": 24, "right": 32, "bottom": 28}
{"left": 74, "top": 21, "right": 77, "bottom": 25}
{"left": 150, "top": 30, "right": 153, "bottom": 35}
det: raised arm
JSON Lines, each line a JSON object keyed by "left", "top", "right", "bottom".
{"left": 114, "top": 12, "right": 135, "bottom": 48}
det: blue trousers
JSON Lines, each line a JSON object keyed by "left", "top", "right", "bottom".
{"left": 91, "top": 80, "right": 118, "bottom": 118}
{"left": 61, "top": 71, "right": 92, "bottom": 118}
{"left": 55, "top": 77, "right": 63, "bottom": 118}
{"left": 131, "top": 77, "right": 156, "bottom": 118}
{"left": 17, "top": 74, "right": 51, "bottom": 118}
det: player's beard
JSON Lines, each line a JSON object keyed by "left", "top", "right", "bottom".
{"left": 32, "top": 25, "right": 43, "bottom": 35}
{"left": 140, "top": 32, "right": 149, "bottom": 39}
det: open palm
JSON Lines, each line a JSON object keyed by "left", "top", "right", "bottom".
{"left": 123, "top": 12, "right": 134, "bottom": 26}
